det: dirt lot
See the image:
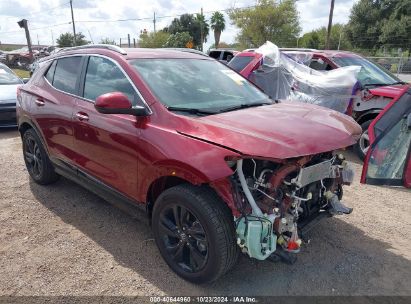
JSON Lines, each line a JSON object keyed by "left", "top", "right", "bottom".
{"left": 0, "top": 128, "right": 410, "bottom": 296}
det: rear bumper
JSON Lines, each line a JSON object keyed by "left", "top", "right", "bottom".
{"left": 0, "top": 104, "right": 17, "bottom": 127}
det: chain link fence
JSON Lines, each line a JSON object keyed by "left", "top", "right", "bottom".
{"left": 365, "top": 56, "right": 411, "bottom": 76}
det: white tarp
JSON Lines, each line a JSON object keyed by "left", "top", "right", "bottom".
{"left": 249, "top": 42, "right": 361, "bottom": 113}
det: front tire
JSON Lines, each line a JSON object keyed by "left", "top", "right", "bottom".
{"left": 152, "top": 184, "right": 239, "bottom": 284}
{"left": 354, "top": 120, "right": 372, "bottom": 161}
{"left": 22, "top": 129, "right": 59, "bottom": 185}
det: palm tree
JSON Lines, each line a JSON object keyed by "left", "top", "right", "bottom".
{"left": 210, "top": 12, "right": 225, "bottom": 48}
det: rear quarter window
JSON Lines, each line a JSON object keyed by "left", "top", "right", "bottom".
{"left": 52, "top": 56, "right": 83, "bottom": 95}
{"left": 44, "top": 60, "right": 57, "bottom": 83}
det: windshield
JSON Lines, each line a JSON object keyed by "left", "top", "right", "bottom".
{"left": 332, "top": 56, "right": 401, "bottom": 86}
{"left": 0, "top": 66, "right": 22, "bottom": 85}
{"left": 228, "top": 55, "right": 255, "bottom": 72}
{"left": 130, "top": 58, "right": 269, "bottom": 112}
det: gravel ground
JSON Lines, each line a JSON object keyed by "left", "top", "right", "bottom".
{"left": 0, "top": 128, "right": 410, "bottom": 296}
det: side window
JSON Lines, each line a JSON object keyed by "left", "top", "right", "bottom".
{"left": 53, "top": 57, "right": 83, "bottom": 95}
{"left": 309, "top": 58, "right": 331, "bottom": 71}
{"left": 366, "top": 116, "right": 411, "bottom": 182}
{"left": 373, "top": 91, "right": 411, "bottom": 139}
{"left": 83, "top": 56, "right": 139, "bottom": 104}
{"left": 209, "top": 51, "right": 221, "bottom": 59}
{"left": 44, "top": 60, "right": 56, "bottom": 83}
{"left": 222, "top": 51, "right": 233, "bottom": 61}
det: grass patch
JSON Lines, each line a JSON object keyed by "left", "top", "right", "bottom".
{"left": 12, "top": 69, "right": 30, "bottom": 79}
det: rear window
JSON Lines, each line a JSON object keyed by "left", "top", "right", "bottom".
{"left": 228, "top": 55, "right": 254, "bottom": 72}
{"left": 52, "top": 56, "right": 82, "bottom": 95}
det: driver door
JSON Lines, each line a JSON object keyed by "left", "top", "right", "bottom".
{"left": 361, "top": 87, "right": 411, "bottom": 188}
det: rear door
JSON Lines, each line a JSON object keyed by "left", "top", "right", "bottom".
{"left": 72, "top": 55, "right": 143, "bottom": 200}
{"left": 361, "top": 87, "right": 411, "bottom": 188}
{"left": 29, "top": 56, "right": 84, "bottom": 164}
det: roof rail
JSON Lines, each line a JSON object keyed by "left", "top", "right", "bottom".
{"left": 160, "top": 48, "right": 209, "bottom": 57}
{"left": 60, "top": 44, "right": 127, "bottom": 55}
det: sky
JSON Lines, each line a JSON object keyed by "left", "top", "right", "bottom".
{"left": 0, "top": 0, "right": 356, "bottom": 49}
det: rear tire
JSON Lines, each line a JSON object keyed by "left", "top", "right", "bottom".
{"left": 152, "top": 184, "right": 239, "bottom": 284}
{"left": 354, "top": 120, "right": 372, "bottom": 161}
{"left": 22, "top": 129, "right": 59, "bottom": 185}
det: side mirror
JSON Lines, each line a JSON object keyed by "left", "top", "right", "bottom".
{"left": 407, "top": 113, "right": 411, "bottom": 130}
{"left": 95, "top": 92, "right": 150, "bottom": 116}
{"left": 22, "top": 78, "right": 30, "bottom": 83}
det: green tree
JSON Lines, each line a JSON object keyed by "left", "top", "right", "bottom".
{"left": 345, "top": 0, "right": 384, "bottom": 50}
{"left": 379, "top": 2, "right": 411, "bottom": 53}
{"left": 299, "top": 24, "right": 351, "bottom": 50}
{"left": 56, "top": 32, "right": 88, "bottom": 47}
{"left": 345, "top": 0, "right": 410, "bottom": 53}
{"left": 138, "top": 31, "right": 170, "bottom": 48}
{"left": 210, "top": 12, "right": 226, "bottom": 48}
{"left": 228, "top": 0, "right": 301, "bottom": 49}
{"left": 164, "top": 13, "right": 209, "bottom": 49}
{"left": 163, "top": 32, "right": 193, "bottom": 48}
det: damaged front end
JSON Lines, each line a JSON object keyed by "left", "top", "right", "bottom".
{"left": 219, "top": 152, "right": 355, "bottom": 261}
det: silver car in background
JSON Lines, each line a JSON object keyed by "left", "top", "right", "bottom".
{"left": 0, "top": 63, "right": 24, "bottom": 127}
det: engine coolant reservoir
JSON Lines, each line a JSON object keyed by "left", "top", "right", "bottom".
{"left": 236, "top": 216, "right": 277, "bottom": 260}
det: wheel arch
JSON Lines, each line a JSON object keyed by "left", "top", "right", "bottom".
{"left": 18, "top": 119, "right": 50, "bottom": 155}
{"left": 356, "top": 110, "right": 381, "bottom": 126}
{"left": 146, "top": 175, "right": 189, "bottom": 219}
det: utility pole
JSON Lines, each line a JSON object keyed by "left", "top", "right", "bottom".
{"left": 17, "top": 19, "right": 33, "bottom": 56}
{"left": 127, "top": 34, "right": 131, "bottom": 47}
{"left": 69, "top": 0, "right": 76, "bottom": 46}
{"left": 337, "top": 30, "right": 342, "bottom": 50}
{"left": 325, "top": 0, "right": 335, "bottom": 50}
{"left": 51, "top": 29, "right": 54, "bottom": 46}
{"left": 200, "top": 8, "right": 204, "bottom": 51}
{"left": 153, "top": 12, "right": 156, "bottom": 33}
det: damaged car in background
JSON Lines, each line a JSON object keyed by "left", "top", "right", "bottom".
{"left": 229, "top": 42, "right": 403, "bottom": 160}
{"left": 17, "top": 45, "right": 361, "bottom": 283}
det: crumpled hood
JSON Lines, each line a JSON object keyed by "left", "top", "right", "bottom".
{"left": 0, "top": 84, "right": 19, "bottom": 102}
{"left": 177, "top": 102, "right": 362, "bottom": 159}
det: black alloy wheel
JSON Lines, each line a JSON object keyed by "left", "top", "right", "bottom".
{"left": 24, "top": 135, "right": 43, "bottom": 179}
{"left": 22, "top": 129, "right": 59, "bottom": 185}
{"left": 159, "top": 204, "right": 208, "bottom": 273}
{"left": 152, "top": 184, "right": 239, "bottom": 283}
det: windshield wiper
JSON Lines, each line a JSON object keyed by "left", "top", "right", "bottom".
{"left": 167, "top": 106, "right": 217, "bottom": 115}
{"left": 216, "top": 102, "right": 272, "bottom": 113}
{"left": 363, "top": 81, "right": 406, "bottom": 87}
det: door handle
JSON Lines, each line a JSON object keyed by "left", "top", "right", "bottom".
{"left": 75, "top": 112, "right": 89, "bottom": 121}
{"left": 34, "top": 98, "right": 45, "bottom": 106}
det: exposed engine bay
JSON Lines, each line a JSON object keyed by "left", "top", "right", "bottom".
{"left": 227, "top": 152, "right": 355, "bottom": 260}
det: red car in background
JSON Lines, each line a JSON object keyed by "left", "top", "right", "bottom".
{"left": 229, "top": 49, "right": 410, "bottom": 160}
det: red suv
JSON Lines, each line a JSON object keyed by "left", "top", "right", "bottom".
{"left": 229, "top": 49, "right": 410, "bottom": 160}
{"left": 17, "top": 45, "right": 363, "bottom": 283}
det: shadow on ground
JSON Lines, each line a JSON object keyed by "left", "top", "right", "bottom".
{"left": 29, "top": 175, "right": 411, "bottom": 296}
{"left": 0, "top": 128, "right": 19, "bottom": 140}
